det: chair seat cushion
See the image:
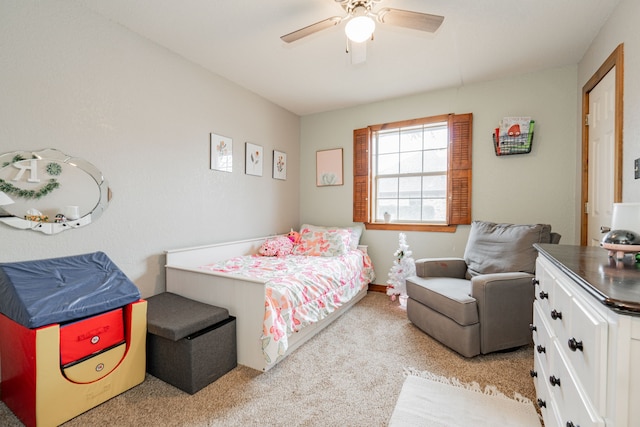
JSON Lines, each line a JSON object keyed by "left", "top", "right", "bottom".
{"left": 406, "top": 277, "right": 478, "bottom": 326}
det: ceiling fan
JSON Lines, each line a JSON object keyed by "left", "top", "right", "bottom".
{"left": 280, "top": 0, "right": 444, "bottom": 45}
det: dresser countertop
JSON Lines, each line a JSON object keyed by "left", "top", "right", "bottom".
{"left": 535, "top": 244, "right": 640, "bottom": 314}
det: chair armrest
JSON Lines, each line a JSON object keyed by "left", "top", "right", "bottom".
{"left": 470, "top": 272, "right": 535, "bottom": 354}
{"left": 414, "top": 258, "right": 467, "bottom": 278}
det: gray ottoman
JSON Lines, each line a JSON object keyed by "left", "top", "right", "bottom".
{"left": 146, "top": 292, "right": 237, "bottom": 394}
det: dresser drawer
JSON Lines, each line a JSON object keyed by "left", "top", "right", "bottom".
{"left": 565, "top": 295, "right": 607, "bottom": 411}
{"left": 548, "top": 273, "right": 572, "bottom": 344}
{"left": 532, "top": 302, "right": 552, "bottom": 367}
{"left": 535, "top": 258, "right": 553, "bottom": 313}
{"left": 549, "top": 340, "right": 604, "bottom": 427}
{"left": 533, "top": 348, "right": 562, "bottom": 427}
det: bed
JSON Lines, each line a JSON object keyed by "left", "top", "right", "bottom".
{"left": 165, "top": 225, "right": 375, "bottom": 372}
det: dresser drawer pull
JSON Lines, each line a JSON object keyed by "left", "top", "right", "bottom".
{"left": 532, "top": 278, "right": 539, "bottom": 286}
{"left": 529, "top": 324, "right": 537, "bottom": 332}
{"left": 568, "top": 338, "right": 584, "bottom": 352}
{"left": 536, "top": 345, "right": 546, "bottom": 354}
{"left": 566, "top": 422, "right": 579, "bottom": 427}
{"left": 539, "top": 290, "right": 549, "bottom": 299}
{"left": 530, "top": 370, "right": 537, "bottom": 378}
{"left": 537, "top": 398, "right": 546, "bottom": 408}
{"left": 551, "top": 309, "right": 563, "bottom": 320}
{"left": 549, "top": 375, "right": 561, "bottom": 387}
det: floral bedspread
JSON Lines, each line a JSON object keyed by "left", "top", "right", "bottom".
{"left": 199, "top": 250, "right": 375, "bottom": 365}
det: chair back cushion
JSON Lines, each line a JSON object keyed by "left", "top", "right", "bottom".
{"left": 464, "top": 221, "right": 552, "bottom": 276}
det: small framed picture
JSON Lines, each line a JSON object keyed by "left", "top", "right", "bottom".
{"left": 316, "top": 148, "right": 343, "bottom": 186}
{"left": 210, "top": 133, "right": 233, "bottom": 172}
{"left": 245, "top": 142, "right": 263, "bottom": 176}
{"left": 273, "top": 150, "right": 287, "bottom": 180}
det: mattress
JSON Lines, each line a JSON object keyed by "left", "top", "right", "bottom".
{"left": 0, "top": 251, "right": 141, "bottom": 328}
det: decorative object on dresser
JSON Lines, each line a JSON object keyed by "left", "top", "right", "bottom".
{"left": 600, "top": 202, "right": 640, "bottom": 260}
{"left": 531, "top": 244, "right": 640, "bottom": 426}
{"left": 406, "top": 221, "right": 561, "bottom": 358}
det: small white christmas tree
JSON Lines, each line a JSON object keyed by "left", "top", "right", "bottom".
{"left": 386, "top": 233, "right": 416, "bottom": 306}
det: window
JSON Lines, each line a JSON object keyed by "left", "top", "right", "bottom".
{"left": 353, "top": 113, "right": 472, "bottom": 231}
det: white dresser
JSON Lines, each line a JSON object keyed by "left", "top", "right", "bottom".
{"left": 532, "top": 244, "right": 640, "bottom": 427}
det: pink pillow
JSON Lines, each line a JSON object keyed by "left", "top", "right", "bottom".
{"left": 258, "top": 236, "right": 294, "bottom": 257}
{"left": 292, "top": 228, "right": 351, "bottom": 257}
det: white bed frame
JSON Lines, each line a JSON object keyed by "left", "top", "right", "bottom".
{"left": 165, "top": 236, "right": 368, "bottom": 372}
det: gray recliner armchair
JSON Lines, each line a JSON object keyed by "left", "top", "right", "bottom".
{"left": 406, "top": 221, "right": 560, "bottom": 358}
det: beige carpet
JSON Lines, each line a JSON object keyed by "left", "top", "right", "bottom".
{"left": 0, "top": 292, "right": 537, "bottom": 426}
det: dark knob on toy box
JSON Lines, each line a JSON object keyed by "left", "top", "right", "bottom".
{"left": 549, "top": 375, "right": 561, "bottom": 387}
{"left": 529, "top": 324, "right": 537, "bottom": 332}
{"left": 536, "top": 345, "right": 546, "bottom": 354}
{"left": 551, "top": 309, "right": 562, "bottom": 320}
{"left": 568, "top": 338, "right": 584, "bottom": 352}
{"left": 539, "top": 290, "right": 549, "bottom": 299}
{"left": 537, "top": 398, "right": 546, "bottom": 408}
{"left": 529, "top": 370, "right": 537, "bottom": 378}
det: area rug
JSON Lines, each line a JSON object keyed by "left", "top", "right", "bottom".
{"left": 389, "top": 368, "right": 542, "bottom": 426}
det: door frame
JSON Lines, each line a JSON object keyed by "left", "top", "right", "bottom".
{"left": 580, "top": 43, "right": 624, "bottom": 245}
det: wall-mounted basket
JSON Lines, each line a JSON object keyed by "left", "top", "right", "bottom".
{"left": 493, "top": 119, "right": 535, "bottom": 156}
{"left": 493, "top": 132, "right": 534, "bottom": 156}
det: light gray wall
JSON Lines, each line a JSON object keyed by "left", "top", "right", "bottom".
{"left": 578, "top": 0, "right": 640, "bottom": 203}
{"left": 0, "top": 1, "right": 300, "bottom": 297}
{"left": 300, "top": 66, "right": 579, "bottom": 282}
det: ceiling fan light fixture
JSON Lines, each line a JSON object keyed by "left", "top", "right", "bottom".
{"left": 345, "top": 15, "right": 375, "bottom": 43}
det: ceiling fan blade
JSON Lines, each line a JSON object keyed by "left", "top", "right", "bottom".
{"left": 281, "top": 16, "right": 343, "bottom": 43}
{"left": 377, "top": 8, "right": 444, "bottom": 33}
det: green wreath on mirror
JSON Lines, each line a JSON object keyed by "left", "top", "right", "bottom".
{"left": 0, "top": 178, "right": 60, "bottom": 199}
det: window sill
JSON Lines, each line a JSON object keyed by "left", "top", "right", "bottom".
{"left": 364, "top": 223, "right": 457, "bottom": 232}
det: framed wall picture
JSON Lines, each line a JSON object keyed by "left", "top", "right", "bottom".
{"left": 210, "top": 133, "right": 233, "bottom": 172}
{"left": 273, "top": 150, "right": 287, "bottom": 180}
{"left": 316, "top": 148, "right": 343, "bottom": 186}
{"left": 245, "top": 142, "right": 263, "bottom": 176}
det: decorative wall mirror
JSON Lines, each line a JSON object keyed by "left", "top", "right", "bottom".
{"left": 0, "top": 149, "right": 110, "bottom": 234}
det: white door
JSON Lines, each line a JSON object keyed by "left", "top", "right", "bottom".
{"left": 587, "top": 67, "right": 616, "bottom": 246}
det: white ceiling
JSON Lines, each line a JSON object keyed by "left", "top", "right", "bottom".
{"left": 76, "top": 0, "right": 619, "bottom": 116}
